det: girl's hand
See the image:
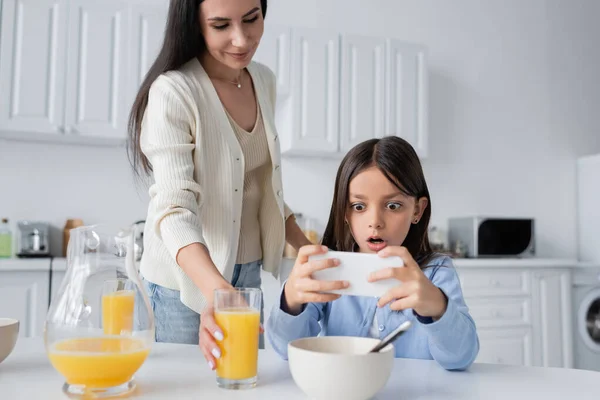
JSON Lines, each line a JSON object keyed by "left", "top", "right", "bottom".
{"left": 283, "top": 245, "right": 349, "bottom": 315}
{"left": 367, "top": 246, "right": 447, "bottom": 319}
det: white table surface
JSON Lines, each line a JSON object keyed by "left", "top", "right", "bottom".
{"left": 1, "top": 338, "right": 599, "bottom": 399}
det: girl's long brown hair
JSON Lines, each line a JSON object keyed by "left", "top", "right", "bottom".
{"left": 321, "top": 136, "right": 435, "bottom": 267}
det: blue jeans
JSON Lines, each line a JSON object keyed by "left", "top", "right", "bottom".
{"left": 142, "top": 260, "right": 264, "bottom": 348}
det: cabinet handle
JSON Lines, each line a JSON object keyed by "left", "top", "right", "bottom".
{"left": 56, "top": 126, "right": 65, "bottom": 133}
{"left": 64, "top": 126, "right": 79, "bottom": 134}
{"left": 491, "top": 310, "right": 502, "bottom": 318}
{"left": 496, "top": 357, "right": 504, "bottom": 363}
{"left": 490, "top": 279, "right": 500, "bottom": 287}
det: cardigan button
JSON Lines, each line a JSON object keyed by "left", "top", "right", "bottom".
{"left": 277, "top": 190, "right": 282, "bottom": 197}
{"left": 378, "top": 325, "right": 385, "bottom": 332}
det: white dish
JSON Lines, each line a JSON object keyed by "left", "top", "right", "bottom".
{"left": 0, "top": 318, "right": 19, "bottom": 364}
{"left": 309, "top": 250, "right": 403, "bottom": 298}
{"left": 288, "top": 336, "right": 394, "bottom": 400}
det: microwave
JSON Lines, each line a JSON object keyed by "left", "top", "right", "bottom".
{"left": 448, "top": 217, "right": 535, "bottom": 258}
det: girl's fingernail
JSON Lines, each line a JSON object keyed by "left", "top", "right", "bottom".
{"left": 343, "top": 281, "right": 350, "bottom": 288}
{"left": 333, "top": 258, "right": 340, "bottom": 265}
{"left": 321, "top": 245, "right": 328, "bottom": 251}
{"left": 211, "top": 348, "right": 221, "bottom": 359}
{"left": 214, "top": 331, "right": 224, "bottom": 341}
{"left": 208, "top": 360, "right": 215, "bottom": 370}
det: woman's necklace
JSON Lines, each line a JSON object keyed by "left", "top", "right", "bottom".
{"left": 215, "top": 72, "right": 243, "bottom": 89}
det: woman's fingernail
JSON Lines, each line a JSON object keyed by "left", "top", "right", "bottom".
{"left": 333, "top": 258, "right": 340, "bottom": 265}
{"left": 343, "top": 281, "right": 350, "bottom": 288}
{"left": 208, "top": 360, "right": 215, "bottom": 370}
{"left": 211, "top": 348, "right": 221, "bottom": 359}
{"left": 321, "top": 245, "right": 328, "bottom": 251}
{"left": 214, "top": 331, "right": 224, "bottom": 341}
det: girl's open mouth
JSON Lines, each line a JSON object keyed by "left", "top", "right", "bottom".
{"left": 366, "top": 236, "right": 387, "bottom": 252}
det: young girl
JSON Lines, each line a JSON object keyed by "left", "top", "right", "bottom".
{"left": 266, "top": 136, "right": 479, "bottom": 371}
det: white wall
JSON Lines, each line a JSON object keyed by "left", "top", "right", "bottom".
{"left": 275, "top": 0, "right": 600, "bottom": 258}
{"left": 1, "top": 0, "right": 599, "bottom": 258}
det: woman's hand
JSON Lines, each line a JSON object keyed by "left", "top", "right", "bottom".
{"left": 368, "top": 246, "right": 447, "bottom": 319}
{"left": 199, "top": 305, "right": 224, "bottom": 371}
{"left": 283, "top": 245, "right": 349, "bottom": 315}
{"left": 200, "top": 289, "right": 264, "bottom": 371}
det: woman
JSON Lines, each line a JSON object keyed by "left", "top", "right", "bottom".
{"left": 127, "top": 0, "right": 310, "bottom": 370}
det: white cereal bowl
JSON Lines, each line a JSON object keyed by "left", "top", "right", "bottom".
{"left": 0, "top": 318, "right": 19, "bottom": 364}
{"left": 288, "top": 336, "right": 394, "bottom": 400}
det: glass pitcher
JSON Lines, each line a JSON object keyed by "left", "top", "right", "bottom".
{"left": 44, "top": 224, "right": 155, "bottom": 398}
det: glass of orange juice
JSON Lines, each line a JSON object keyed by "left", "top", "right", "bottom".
{"left": 214, "top": 288, "right": 262, "bottom": 390}
{"left": 44, "top": 224, "right": 154, "bottom": 398}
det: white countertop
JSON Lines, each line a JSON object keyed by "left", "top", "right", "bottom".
{"left": 0, "top": 338, "right": 598, "bottom": 399}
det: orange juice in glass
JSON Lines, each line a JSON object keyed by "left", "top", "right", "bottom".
{"left": 102, "top": 289, "right": 135, "bottom": 335}
{"left": 214, "top": 288, "right": 262, "bottom": 389}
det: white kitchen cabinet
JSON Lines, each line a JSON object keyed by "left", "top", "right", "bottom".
{"left": 339, "top": 35, "right": 386, "bottom": 153}
{"left": 50, "top": 267, "right": 65, "bottom": 305}
{"left": 0, "top": 0, "right": 68, "bottom": 135}
{"left": 267, "top": 27, "right": 428, "bottom": 159}
{"left": 0, "top": 0, "right": 133, "bottom": 143}
{"left": 385, "top": 40, "right": 428, "bottom": 158}
{"left": 0, "top": 267, "right": 50, "bottom": 338}
{"left": 278, "top": 28, "right": 340, "bottom": 155}
{"left": 64, "top": 0, "right": 131, "bottom": 139}
{"left": 254, "top": 23, "right": 292, "bottom": 97}
{"left": 458, "top": 265, "right": 574, "bottom": 368}
{"left": 531, "top": 270, "right": 573, "bottom": 368}
{"left": 476, "top": 327, "right": 534, "bottom": 366}
{"left": 129, "top": 0, "right": 168, "bottom": 95}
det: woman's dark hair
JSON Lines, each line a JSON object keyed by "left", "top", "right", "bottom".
{"left": 127, "top": 0, "right": 268, "bottom": 177}
{"left": 321, "top": 136, "right": 434, "bottom": 267}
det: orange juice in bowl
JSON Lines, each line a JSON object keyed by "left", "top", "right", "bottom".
{"left": 47, "top": 337, "right": 150, "bottom": 389}
{"left": 214, "top": 288, "right": 262, "bottom": 389}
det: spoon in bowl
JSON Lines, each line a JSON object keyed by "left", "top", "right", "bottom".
{"left": 369, "top": 320, "right": 412, "bottom": 353}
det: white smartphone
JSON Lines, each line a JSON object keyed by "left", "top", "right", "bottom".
{"left": 308, "top": 250, "right": 404, "bottom": 298}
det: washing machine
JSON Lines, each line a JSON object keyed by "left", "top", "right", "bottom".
{"left": 572, "top": 265, "right": 600, "bottom": 371}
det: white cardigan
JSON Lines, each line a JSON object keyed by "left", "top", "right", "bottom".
{"left": 139, "top": 58, "right": 291, "bottom": 313}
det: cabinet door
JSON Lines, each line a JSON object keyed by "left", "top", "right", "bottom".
{"left": 0, "top": 270, "right": 50, "bottom": 338}
{"left": 129, "top": 1, "right": 168, "bottom": 97}
{"left": 476, "top": 327, "right": 534, "bottom": 366}
{"left": 63, "top": 0, "right": 130, "bottom": 139}
{"left": 50, "top": 269, "right": 66, "bottom": 305}
{"left": 280, "top": 28, "right": 339, "bottom": 155}
{"left": 385, "top": 40, "right": 428, "bottom": 158}
{"left": 339, "top": 35, "right": 386, "bottom": 153}
{"left": 253, "top": 23, "right": 291, "bottom": 97}
{"left": 531, "top": 270, "right": 573, "bottom": 368}
{"left": 0, "top": 0, "right": 67, "bottom": 134}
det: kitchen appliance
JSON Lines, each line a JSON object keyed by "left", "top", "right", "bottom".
{"left": 16, "top": 221, "right": 50, "bottom": 258}
{"left": 572, "top": 266, "right": 600, "bottom": 371}
{"left": 577, "top": 154, "right": 600, "bottom": 263}
{"left": 448, "top": 217, "right": 535, "bottom": 258}
{"left": 573, "top": 153, "right": 600, "bottom": 371}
